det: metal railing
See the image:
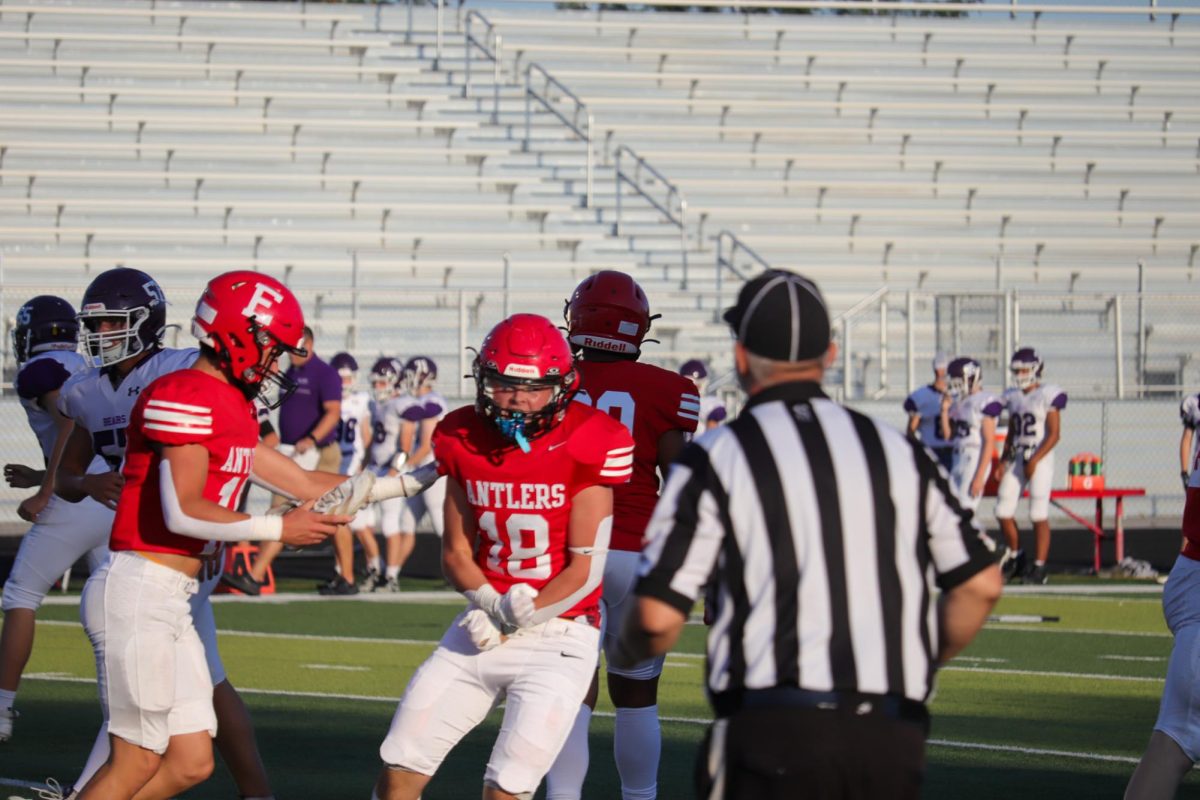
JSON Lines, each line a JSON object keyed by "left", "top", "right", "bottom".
{"left": 523, "top": 62, "right": 594, "bottom": 208}
{"left": 463, "top": 10, "right": 502, "bottom": 123}
{"left": 714, "top": 230, "right": 772, "bottom": 317}
{"left": 613, "top": 145, "right": 689, "bottom": 287}
{"left": 833, "top": 286, "right": 890, "bottom": 401}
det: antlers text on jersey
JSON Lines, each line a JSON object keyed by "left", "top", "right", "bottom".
{"left": 464, "top": 481, "right": 567, "bottom": 511}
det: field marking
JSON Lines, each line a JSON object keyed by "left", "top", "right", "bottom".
{"left": 302, "top": 663, "right": 371, "bottom": 672}
{"left": 942, "top": 665, "right": 1163, "bottom": 683}
{"left": 1099, "top": 655, "right": 1166, "bottom": 663}
{"left": 40, "top": 590, "right": 464, "bottom": 608}
{"left": 12, "top": 674, "right": 1159, "bottom": 769}
{"left": 1003, "top": 585, "right": 1162, "bottom": 596}
{"left": 952, "top": 656, "right": 1008, "bottom": 664}
{"left": 986, "top": 624, "right": 1170, "bottom": 638}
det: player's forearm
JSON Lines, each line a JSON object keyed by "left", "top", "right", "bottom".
{"left": 529, "top": 557, "right": 593, "bottom": 624}
{"left": 939, "top": 412, "right": 951, "bottom": 443}
{"left": 614, "top": 597, "right": 687, "bottom": 667}
{"left": 252, "top": 443, "right": 343, "bottom": 500}
{"left": 159, "top": 461, "right": 282, "bottom": 542}
{"left": 1182, "top": 431, "right": 1193, "bottom": 473}
{"left": 442, "top": 543, "right": 489, "bottom": 593}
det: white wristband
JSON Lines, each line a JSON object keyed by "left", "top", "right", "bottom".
{"left": 249, "top": 514, "right": 283, "bottom": 542}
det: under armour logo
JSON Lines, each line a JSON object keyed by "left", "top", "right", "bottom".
{"left": 241, "top": 283, "right": 284, "bottom": 326}
{"left": 127, "top": 385, "right": 142, "bottom": 397}
{"left": 792, "top": 404, "right": 813, "bottom": 422}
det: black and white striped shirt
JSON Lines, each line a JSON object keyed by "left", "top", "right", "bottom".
{"left": 635, "top": 381, "right": 995, "bottom": 707}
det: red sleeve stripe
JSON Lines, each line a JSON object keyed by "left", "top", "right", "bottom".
{"left": 144, "top": 422, "right": 213, "bottom": 436}
{"left": 146, "top": 398, "right": 212, "bottom": 414}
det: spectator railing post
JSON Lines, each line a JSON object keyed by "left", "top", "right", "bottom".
{"left": 458, "top": 290, "right": 468, "bottom": 397}
{"left": 905, "top": 290, "right": 915, "bottom": 396}
{"left": 1114, "top": 295, "right": 1125, "bottom": 399}
{"left": 435, "top": 0, "right": 444, "bottom": 70}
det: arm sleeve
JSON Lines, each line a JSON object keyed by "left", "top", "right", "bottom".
{"left": 903, "top": 396, "right": 918, "bottom": 414}
{"left": 635, "top": 442, "right": 725, "bottom": 615}
{"left": 982, "top": 400, "right": 1004, "bottom": 418}
{"left": 913, "top": 442, "right": 997, "bottom": 590}
{"left": 159, "top": 460, "right": 282, "bottom": 542}
{"left": 1051, "top": 392, "right": 1068, "bottom": 410}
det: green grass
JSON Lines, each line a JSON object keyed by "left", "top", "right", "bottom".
{"left": 5, "top": 588, "right": 1200, "bottom": 799}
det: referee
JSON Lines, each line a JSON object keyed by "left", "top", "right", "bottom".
{"left": 615, "top": 269, "right": 1003, "bottom": 800}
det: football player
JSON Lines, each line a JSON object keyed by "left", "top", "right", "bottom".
{"left": 386, "top": 356, "right": 449, "bottom": 591}
{"left": 73, "top": 271, "right": 355, "bottom": 800}
{"left": 350, "top": 357, "right": 406, "bottom": 593}
{"left": 678, "top": 359, "right": 728, "bottom": 432}
{"left": 328, "top": 352, "right": 372, "bottom": 588}
{"left": 372, "top": 313, "right": 634, "bottom": 800}
{"left": 1178, "top": 390, "right": 1200, "bottom": 490}
{"left": 0, "top": 295, "right": 110, "bottom": 746}
{"left": 939, "top": 357, "right": 1002, "bottom": 512}
{"left": 904, "top": 352, "right": 954, "bottom": 470}
{"left": 1126, "top": 465, "right": 1200, "bottom": 798}
{"left": 995, "top": 347, "right": 1067, "bottom": 585}
{"left": 545, "top": 272, "right": 699, "bottom": 800}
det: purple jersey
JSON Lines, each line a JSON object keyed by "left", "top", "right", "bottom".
{"left": 278, "top": 355, "right": 342, "bottom": 447}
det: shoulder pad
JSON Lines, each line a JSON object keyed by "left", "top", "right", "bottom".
{"left": 16, "top": 357, "right": 72, "bottom": 400}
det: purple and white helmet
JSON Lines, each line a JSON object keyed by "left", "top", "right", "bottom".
{"left": 369, "top": 357, "right": 401, "bottom": 402}
{"left": 12, "top": 295, "right": 78, "bottom": 363}
{"left": 679, "top": 359, "right": 708, "bottom": 393}
{"left": 402, "top": 356, "right": 437, "bottom": 396}
{"left": 330, "top": 352, "right": 359, "bottom": 395}
{"left": 947, "top": 357, "right": 983, "bottom": 397}
{"left": 77, "top": 267, "right": 167, "bottom": 368}
{"left": 1010, "top": 347, "right": 1043, "bottom": 390}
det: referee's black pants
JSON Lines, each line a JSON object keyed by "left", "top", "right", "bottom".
{"left": 696, "top": 704, "right": 927, "bottom": 799}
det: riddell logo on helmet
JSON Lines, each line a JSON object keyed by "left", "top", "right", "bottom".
{"left": 580, "top": 336, "right": 627, "bottom": 352}
{"left": 503, "top": 363, "right": 541, "bottom": 379}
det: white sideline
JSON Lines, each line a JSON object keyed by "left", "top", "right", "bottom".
{"left": 6, "top": 674, "right": 1157, "bottom": 769}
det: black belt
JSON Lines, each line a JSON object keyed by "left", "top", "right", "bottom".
{"left": 711, "top": 687, "right": 929, "bottom": 728}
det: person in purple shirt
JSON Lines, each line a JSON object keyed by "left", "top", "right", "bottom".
{"left": 228, "top": 326, "right": 342, "bottom": 595}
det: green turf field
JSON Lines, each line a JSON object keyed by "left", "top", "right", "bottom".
{"left": 3, "top": 585, "right": 1198, "bottom": 799}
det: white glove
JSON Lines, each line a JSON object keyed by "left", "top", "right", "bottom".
{"left": 465, "top": 582, "right": 540, "bottom": 630}
{"left": 459, "top": 608, "right": 504, "bottom": 651}
{"left": 313, "top": 471, "right": 376, "bottom": 516}
{"left": 369, "top": 462, "right": 440, "bottom": 502}
{"left": 391, "top": 452, "right": 408, "bottom": 473}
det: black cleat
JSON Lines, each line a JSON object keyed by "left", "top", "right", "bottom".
{"left": 318, "top": 576, "right": 359, "bottom": 596}
{"left": 1024, "top": 564, "right": 1048, "bottom": 585}
{"left": 220, "top": 571, "right": 262, "bottom": 596}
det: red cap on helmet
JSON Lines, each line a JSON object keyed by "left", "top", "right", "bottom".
{"left": 474, "top": 313, "right": 578, "bottom": 444}
{"left": 192, "top": 270, "right": 306, "bottom": 406}
{"left": 564, "top": 270, "right": 653, "bottom": 356}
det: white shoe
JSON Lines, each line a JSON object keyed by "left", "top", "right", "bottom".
{"left": 5, "top": 778, "right": 73, "bottom": 800}
{"left": 0, "top": 705, "right": 16, "bottom": 742}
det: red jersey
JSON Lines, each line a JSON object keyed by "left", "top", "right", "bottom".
{"left": 433, "top": 402, "right": 635, "bottom": 621}
{"left": 110, "top": 369, "right": 258, "bottom": 557}
{"left": 574, "top": 359, "right": 699, "bottom": 552}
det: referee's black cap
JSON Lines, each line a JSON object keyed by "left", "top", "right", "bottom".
{"left": 723, "top": 269, "right": 831, "bottom": 362}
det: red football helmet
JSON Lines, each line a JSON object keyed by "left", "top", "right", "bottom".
{"left": 191, "top": 270, "right": 307, "bottom": 407}
{"left": 473, "top": 313, "right": 578, "bottom": 450}
{"left": 564, "top": 270, "right": 655, "bottom": 356}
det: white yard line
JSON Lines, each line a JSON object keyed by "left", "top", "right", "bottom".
{"left": 941, "top": 665, "right": 1163, "bottom": 683}
{"left": 1099, "top": 655, "right": 1167, "bottom": 663}
{"left": 9, "top": 675, "right": 1160, "bottom": 769}
{"left": 301, "top": 664, "right": 371, "bottom": 672}
{"left": 40, "top": 590, "right": 463, "bottom": 607}
{"left": 986, "top": 624, "right": 1170, "bottom": 638}
{"left": 1003, "top": 585, "right": 1162, "bottom": 596}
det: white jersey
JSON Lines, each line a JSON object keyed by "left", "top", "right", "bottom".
{"left": 366, "top": 395, "right": 404, "bottom": 475}
{"left": 58, "top": 347, "right": 199, "bottom": 469}
{"left": 15, "top": 348, "right": 90, "bottom": 461}
{"left": 1002, "top": 383, "right": 1068, "bottom": 450}
{"left": 397, "top": 390, "right": 448, "bottom": 467}
{"left": 904, "top": 384, "right": 951, "bottom": 448}
{"left": 948, "top": 392, "right": 1003, "bottom": 453}
{"left": 1182, "top": 393, "right": 1200, "bottom": 475}
{"left": 336, "top": 390, "right": 372, "bottom": 463}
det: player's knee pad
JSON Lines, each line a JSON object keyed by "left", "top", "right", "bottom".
{"left": 1, "top": 570, "right": 48, "bottom": 612}
{"left": 604, "top": 652, "right": 665, "bottom": 681}
{"left": 1029, "top": 494, "right": 1051, "bottom": 523}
